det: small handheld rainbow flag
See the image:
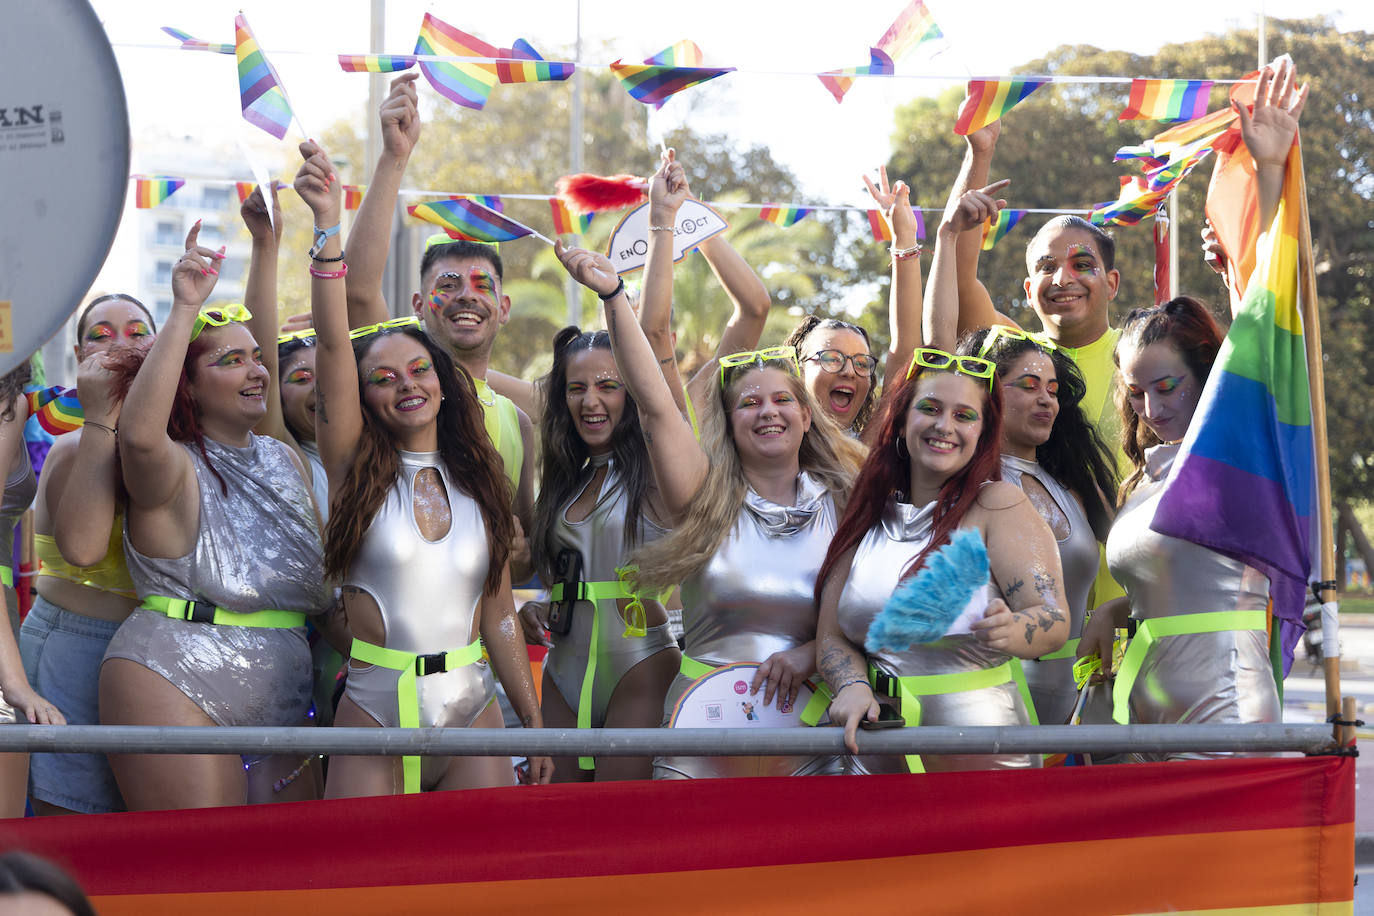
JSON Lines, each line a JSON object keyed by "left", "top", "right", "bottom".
{"left": 343, "top": 185, "right": 367, "bottom": 211}
{"left": 758, "top": 205, "right": 812, "bottom": 228}
{"left": 26, "top": 387, "right": 83, "bottom": 436}
{"left": 161, "top": 26, "right": 234, "bottom": 55}
{"left": 133, "top": 176, "right": 185, "bottom": 209}
{"left": 611, "top": 40, "right": 734, "bottom": 110}
{"left": 414, "top": 14, "right": 500, "bottom": 110}
{"left": 496, "top": 38, "right": 575, "bottom": 84}
{"left": 550, "top": 198, "right": 593, "bottom": 235}
{"left": 338, "top": 54, "right": 417, "bottom": 73}
{"left": 876, "top": 0, "right": 944, "bottom": 61}
{"left": 1090, "top": 177, "right": 1165, "bottom": 227}
{"left": 1118, "top": 79, "right": 1214, "bottom": 122}
{"left": 234, "top": 180, "right": 287, "bottom": 204}
{"left": 818, "top": 48, "right": 894, "bottom": 104}
{"left": 235, "top": 13, "right": 296, "bottom": 140}
{"left": 954, "top": 79, "right": 1046, "bottom": 136}
{"left": 979, "top": 208, "right": 1026, "bottom": 250}
{"left": 408, "top": 198, "right": 535, "bottom": 243}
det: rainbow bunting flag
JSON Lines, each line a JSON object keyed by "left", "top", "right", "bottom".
{"left": 234, "top": 180, "right": 286, "bottom": 204}
{"left": 1116, "top": 105, "right": 1238, "bottom": 169}
{"left": 235, "top": 13, "right": 295, "bottom": 140}
{"left": 338, "top": 54, "right": 417, "bottom": 73}
{"left": 408, "top": 198, "right": 533, "bottom": 243}
{"left": 980, "top": 208, "right": 1026, "bottom": 250}
{"left": 818, "top": 48, "right": 895, "bottom": 104}
{"left": 867, "top": 207, "right": 926, "bottom": 242}
{"left": 496, "top": 38, "right": 575, "bottom": 84}
{"left": 1119, "top": 78, "right": 1214, "bottom": 122}
{"left": 161, "top": 26, "right": 234, "bottom": 55}
{"left": 26, "top": 387, "right": 82, "bottom": 435}
{"left": 550, "top": 198, "right": 593, "bottom": 235}
{"left": 413, "top": 14, "right": 500, "bottom": 110}
{"left": 1151, "top": 144, "right": 1315, "bottom": 670}
{"left": 343, "top": 185, "right": 367, "bottom": 211}
{"left": 1090, "top": 176, "right": 1166, "bottom": 227}
{"left": 875, "top": 0, "right": 944, "bottom": 61}
{"left": 758, "top": 205, "right": 812, "bottom": 228}
{"left": 133, "top": 176, "right": 185, "bottom": 209}
{"left": 1142, "top": 131, "right": 1221, "bottom": 192}
{"left": 611, "top": 40, "right": 734, "bottom": 110}
{"left": 953, "top": 79, "right": 1046, "bottom": 136}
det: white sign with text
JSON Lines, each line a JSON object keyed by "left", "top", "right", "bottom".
{"left": 605, "top": 198, "right": 729, "bottom": 275}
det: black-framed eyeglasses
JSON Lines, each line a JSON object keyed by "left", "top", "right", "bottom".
{"left": 803, "top": 349, "right": 878, "bottom": 378}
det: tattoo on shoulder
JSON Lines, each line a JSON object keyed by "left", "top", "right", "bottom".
{"left": 1004, "top": 578, "right": 1025, "bottom": 597}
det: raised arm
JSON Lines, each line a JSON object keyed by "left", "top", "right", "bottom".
{"left": 555, "top": 241, "right": 707, "bottom": 519}
{"left": 1235, "top": 58, "right": 1307, "bottom": 239}
{"left": 344, "top": 72, "right": 422, "bottom": 328}
{"left": 118, "top": 226, "right": 224, "bottom": 512}
{"left": 815, "top": 549, "right": 881, "bottom": 754}
{"left": 636, "top": 150, "right": 692, "bottom": 414}
{"left": 949, "top": 122, "right": 1019, "bottom": 334}
{"left": 51, "top": 351, "right": 124, "bottom": 567}
{"left": 926, "top": 180, "right": 1011, "bottom": 351}
{"left": 862, "top": 167, "right": 925, "bottom": 387}
{"left": 295, "top": 141, "right": 364, "bottom": 490}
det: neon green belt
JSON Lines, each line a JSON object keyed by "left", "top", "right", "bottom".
{"left": 678, "top": 655, "right": 831, "bottom": 727}
{"left": 350, "top": 636, "right": 483, "bottom": 794}
{"left": 140, "top": 595, "right": 305, "bottom": 629}
{"left": 551, "top": 571, "right": 670, "bottom": 770}
{"left": 0, "top": 565, "right": 11, "bottom": 588}
{"left": 1111, "top": 610, "right": 1268, "bottom": 725}
{"left": 868, "top": 659, "right": 1038, "bottom": 774}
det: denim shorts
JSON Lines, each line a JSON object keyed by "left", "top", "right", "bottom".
{"left": 19, "top": 595, "right": 126, "bottom": 813}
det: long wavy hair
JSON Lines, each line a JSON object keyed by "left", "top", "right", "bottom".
{"left": 1113, "top": 296, "right": 1223, "bottom": 504}
{"left": 0, "top": 363, "right": 32, "bottom": 424}
{"left": 322, "top": 326, "right": 514, "bottom": 593}
{"left": 816, "top": 363, "right": 1005, "bottom": 599}
{"left": 531, "top": 327, "right": 654, "bottom": 582}
{"left": 783, "top": 315, "right": 877, "bottom": 434}
{"left": 631, "top": 359, "right": 866, "bottom": 592}
{"left": 958, "top": 329, "right": 1117, "bottom": 541}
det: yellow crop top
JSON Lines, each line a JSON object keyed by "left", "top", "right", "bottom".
{"left": 34, "top": 515, "right": 137, "bottom": 599}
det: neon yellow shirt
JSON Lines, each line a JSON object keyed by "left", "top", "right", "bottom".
{"left": 1060, "top": 326, "right": 1126, "bottom": 476}
{"left": 474, "top": 377, "right": 523, "bottom": 495}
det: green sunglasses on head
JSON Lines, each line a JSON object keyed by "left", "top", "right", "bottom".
{"left": 976, "top": 324, "right": 1058, "bottom": 359}
{"left": 190, "top": 304, "right": 252, "bottom": 342}
{"left": 718, "top": 345, "right": 801, "bottom": 387}
{"left": 905, "top": 347, "right": 996, "bottom": 388}
{"left": 348, "top": 316, "right": 422, "bottom": 341}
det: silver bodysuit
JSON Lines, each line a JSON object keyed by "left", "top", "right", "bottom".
{"left": 837, "top": 497, "right": 1036, "bottom": 774}
{"left": 1106, "top": 443, "right": 1279, "bottom": 760}
{"left": 1001, "top": 455, "right": 1098, "bottom": 725}
{"left": 108, "top": 436, "right": 330, "bottom": 728}
{"left": 342, "top": 450, "right": 496, "bottom": 786}
{"left": 654, "top": 472, "right": 841, "bottom": 780}
{"left": 298, "top": 439, "right": 330, "bottom": 523}
{"left": 543, "top": 455, "right": 677, "bottom": 729}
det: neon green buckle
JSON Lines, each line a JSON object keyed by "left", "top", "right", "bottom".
{"left": 350, "top": 637, "right": 482, "bottom": 794}
{"left": 140, "top": 595, "right": 305, "bottom": 628}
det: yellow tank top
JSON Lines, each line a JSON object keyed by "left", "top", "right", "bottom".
{"left": 34, "top": 514, "right": 137, "bottom": 599}
{"left": 474, "top": 378, "right": 524, "bottom": 495}
{"left": 1060, "top": 326, "right": 1128, "bottom": 476}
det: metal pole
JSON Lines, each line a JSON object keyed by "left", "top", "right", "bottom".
{"left": 1167, "top": 189, "right": 1179, "bottom": 299}
{"left": 364, "top": 0, "right": 384, "bottom": 185}
{"left": 0, "top": 724, "right": 1338, "bottom": 758}
{"left": 1258, "top": 3, "right": 1268, "bottom": 69}
{"left": 564, "top": 0, "right": 585, "bottom": 328}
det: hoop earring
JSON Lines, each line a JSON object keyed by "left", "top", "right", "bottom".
{"left": 895, "top": 436, "right": 910, "bottom": 460}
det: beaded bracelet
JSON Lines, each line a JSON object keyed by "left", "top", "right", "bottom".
{"left": 311, "top": 250, "right": 345, "bottom": 263}
{"left": 890, "top": 243, "right": 922, "bottom": 261}
{"left": 309, "top": 263, "right": 348, "bottom": 280}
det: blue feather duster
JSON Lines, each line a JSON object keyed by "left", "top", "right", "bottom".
{"left": 866, "top": 528, "right": 990, "bottom": 653}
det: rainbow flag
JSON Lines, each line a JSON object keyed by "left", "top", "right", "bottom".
{"left": 550, "top": 198, "right": 593, "bottom": 235}
{"left": 160, "top": 26, "right": 234, "bottom": 55}
{"left": 133, "top": 176, "right": 184, "bottom": 209}
{"left": 1090, "top": 176, "right": 1166, "bottom": 227}
{"left": 496, "top": 38, "right": 575, "bottom": 84}
{"left": 235, "top": 13, "right": 295, "bottom": 140}
{"left": 408, "top": 198, "right": 533, "bottom": 243}
{"left": 758, "top": 205, "right": 812, "bottom": 228}
{"left": 867, "top": 207, "right": 926, "bottom": 242}
{"left": 414, "top": 13, "right": 500, "bottom": 110}
{"left": 818, "top": 48, "right": 895, "bottom": 104}
{"left": 343, "top": 185, "right": 367, "bottom": 211}
{"left": 611, "top": 40, "right": 734, "bottom": 110}
{"left": 1119, "top": 78, "right": 1214, "bottom": 122}
{"left": 1151, "top": 145, "right": 1315, "bottom": 670}
{"left": 954, "top": 79, "right": 1047, "bottom": 135}
{"left": 980, "top": 208, "right": 1026, "bottom": 250}
{"left": 876, "top": 0, "right": 944, "bottom": 60}
{"left": 338, "top": 54, "right": 417, "bottom": 73}
{"left": 1117, "top": 105, "right": 1238, "bottom": 170}
{"left": 233, "top": 180, "right": 286, "bottom": 204}
{"left": 26, "top": 387, "right": 82, "bottom": 435}
{"left": 1142, "top": 130, "right": 1221, "bottom": 192}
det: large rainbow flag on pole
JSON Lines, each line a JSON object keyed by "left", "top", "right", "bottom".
{"left": 1151, "top": 141, "right": 1316, "bottom": 668}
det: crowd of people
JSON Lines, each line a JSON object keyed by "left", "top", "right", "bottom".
{"left": 0, "top": 59, "right": 1309, "bottom": 813}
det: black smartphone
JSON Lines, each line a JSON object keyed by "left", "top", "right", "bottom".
{"left": 546, "top": 548, "right": 582, "bottom": 636}
{"left": 859, "top": 705, "right": 906, "bottom": 730}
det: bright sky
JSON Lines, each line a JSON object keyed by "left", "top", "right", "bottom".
{"left": 86, "top": 0, "right": 1369, "bottom": 290}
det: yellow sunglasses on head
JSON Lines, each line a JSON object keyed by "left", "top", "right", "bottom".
{"left": 905, "top": 347, "right": 996, "bottom": 388}
{"left": 424, "top": 232, "right": 499, "bottom": 254}
{"left": 190, "top": 304, "right": 252, "bottom": 341}
{"left": 977, "top": 325, "right": 1058, "bottom": 359}
{"left": 277, "top": 328, "right": 317, "bottom": 347}
{"left": 348, "top": 316, "right": 422, "bottom": 341}
{"left": 718, "top": 345, "right": 801, "bottom": 386}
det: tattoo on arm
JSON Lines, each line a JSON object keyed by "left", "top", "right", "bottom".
{"left": 658, "top": 355, "right": 675, "bottom": 366}
{"left": 1025, "top": 622, "right": 1037, "bottom": 645}
{"left": 1004, "top": 577, "right": 1024, "bottom": 597}
{"left": 819, "top": 643, "right": 866, "bottom": 686}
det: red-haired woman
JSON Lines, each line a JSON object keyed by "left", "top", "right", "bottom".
{"left": 294, "top": 142, "right": 549, "bottom": 795}
{"left": 815, "top": 215, "right": 1069, "bottom": 774}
